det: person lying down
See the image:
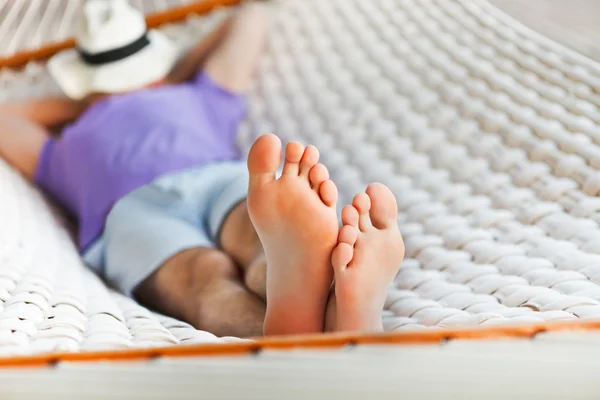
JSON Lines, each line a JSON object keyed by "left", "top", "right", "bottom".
{"left": 0, "top": 0, "right": 404, "bottom": 337}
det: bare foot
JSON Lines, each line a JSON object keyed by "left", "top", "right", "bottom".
{"left": 332, "top": 183, "right": 405, "bottom": 332}
{"left": 247, "top": 134, "right": 339, "bottom": 335}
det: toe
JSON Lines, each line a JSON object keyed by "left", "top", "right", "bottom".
{"left": 282, "top": 141, "right": 304, "bottom": 176}
{"left": 332, "top": 242, "right": 353, "bottom": 273}
{"left": 309, "top": 163, "right": 329, "bottom": 192}
{"left": 352, "top": 192, "right": 373, "bottom": 232}
{"left": 338, "top": 225, "right": 358, "bottom": 246}
{"left": 366, "top": 183, "right": 398, "bottom": 229}
{"left": 341, "top": 205, "right": 359, "bottom": 229}
{"left": 248, "top": 134, "right": 282, "bottom": 188}
{"left": 319, "top": 180, "right": 338, "bottom": 207}
{"left": 299, "top": 145, "right": 320, "bottom": 178}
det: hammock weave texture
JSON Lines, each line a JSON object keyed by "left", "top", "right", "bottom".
{"left": 0, "top": 0, "right": 188, "bottom": 58}
{"left": 1, "top": 0, "right": 600, "bottom": 358}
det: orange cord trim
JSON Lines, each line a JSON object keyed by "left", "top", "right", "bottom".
{"left": 1, "top": 319, "right": 600, "bottom": 368}
{"left": 0, "top": 0, "right": 241, "bottom": 70}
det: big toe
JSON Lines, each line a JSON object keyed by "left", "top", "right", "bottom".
{"left": 248, "top": 134, "right": 282, "bottom": 187}
{"left": 365, "top": 183, "right": 398, "bottom": 229}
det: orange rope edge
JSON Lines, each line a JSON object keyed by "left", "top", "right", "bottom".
{"left": 2, "top": 319, "right": 600, "bottom": 368}
{"left": 0, "top": 0, "right": 241, "bottom": 70}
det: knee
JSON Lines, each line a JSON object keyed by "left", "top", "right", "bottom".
{"left": 186, "top": 249, "right": 240, "bottom": 290}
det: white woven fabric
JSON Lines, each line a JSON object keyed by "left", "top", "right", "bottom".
{"left": 1, "top": 0, "right": 600, "bottom": 355}
{"left": 0, "top": 0, "right": 189, "bottom": 58}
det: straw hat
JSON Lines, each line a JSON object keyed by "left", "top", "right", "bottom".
{"left": 48, "top": 0, "right": 178, "bottom": 100}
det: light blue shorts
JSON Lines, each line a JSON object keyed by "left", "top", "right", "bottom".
{"left": 83, "top": 161, "right": 248, "bottom": 296}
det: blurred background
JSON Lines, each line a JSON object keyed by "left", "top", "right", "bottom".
{"left": 1, "top": 0, "right": 600, "bottom": 62}
{"left": 492, "top": 0, "right": 600, "bottom": 62}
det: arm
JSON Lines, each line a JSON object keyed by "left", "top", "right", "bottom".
{"left": 1, "top": 96, "right": 86, "bottom": 129}
{"left": 0, "top": 111, "right": 49, "bottom": 179}
{"left": 0, "top": 95, "right": 84, "bottom": 179}
{"left": 166, "top": 14, "right": 235, "bottom": 84}
{"left": 181, "top": 3, "right": 269, "bottom": 92}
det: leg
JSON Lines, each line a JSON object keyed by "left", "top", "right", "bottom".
{"left": 104, "top": 179, "right": 265, "bottom": 338}
{"left": 219, "top": 200, "right": 262, "bottom": 271}
{"left": 246, "top": 134, "right": 340, "bottom": 335}
{"left": 219, "top": 200, "right": 268, "bottom": 301}
{"left": 135, "top": 247, "right": 265, "bottom": 338}
{"left": 330, "top": 183, "right": 405, "bottom": 332}
{"left": 203, "top": 3, "right": 269, "bottom": 93}
{"left": 244, "top": 255, "right": 267, "bottom": 301}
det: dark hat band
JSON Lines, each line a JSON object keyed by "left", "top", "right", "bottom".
{"left": 76, "top": 33, "right": 150, "bottom": 65}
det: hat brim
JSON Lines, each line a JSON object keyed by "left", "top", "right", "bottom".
{"left": 48, "top": 31, "right": 179, "bottom": 100}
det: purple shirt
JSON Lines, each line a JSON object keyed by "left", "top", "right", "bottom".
{"left": 35, "top": 72, "right": 247, "bottom": 251}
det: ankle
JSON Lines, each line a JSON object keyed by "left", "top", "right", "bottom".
{"left": 334, "top": 296, "right": 384, "bottom": 333}
{"left": 335, "top": 314, "right": 383, "bottom": 333}
{"left": 335, "top": 306, "right": 383, "bottom": 332}
{"left": 264, "top": 302, "right": 325, "bottom": 336}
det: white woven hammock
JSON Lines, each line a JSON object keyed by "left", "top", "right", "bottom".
{"left": 1, "top": 0, "right": 600, "bottom": 357}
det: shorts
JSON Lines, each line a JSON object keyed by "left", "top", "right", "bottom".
{"left": 83, "top": 160, "right": 249, "bottom": 296}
